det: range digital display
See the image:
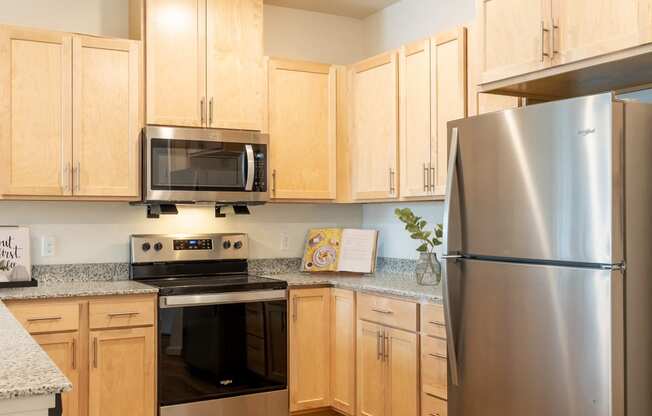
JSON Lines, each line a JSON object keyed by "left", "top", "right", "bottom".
{"left": 173, "top": 239, "right": 213, "bottom": 250}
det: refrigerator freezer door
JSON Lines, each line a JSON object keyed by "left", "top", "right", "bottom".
{"left": 448, "top": 93, "right": 623, "bottom": 265}
{"left": 446, "top": 258, "right": 624, "bottom": 416}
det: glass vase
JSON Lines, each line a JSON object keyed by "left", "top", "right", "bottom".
{"left": 415, "top": 252, "right": 441, "bottom": 286}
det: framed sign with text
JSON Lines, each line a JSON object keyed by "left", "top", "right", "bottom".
{"left": 0, "top": 226, "right": 31, "bottom": 282}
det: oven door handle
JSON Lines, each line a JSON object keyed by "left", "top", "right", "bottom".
{"left": 245, "top": 144, "right": 255, "bottom": 191}
{"left": 160, "top": 289, "right": 287, "bottom": 308}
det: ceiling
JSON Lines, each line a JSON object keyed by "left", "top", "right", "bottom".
{"left": 263, "top": 0, "right": 401, "bottom": 19}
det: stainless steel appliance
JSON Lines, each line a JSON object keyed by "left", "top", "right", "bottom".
{"left": 444, "top": 93, "right": 652, "bottom": 416}
{"left": 130, "top": 233, "right": 288, "bottom": 416}
{"left": 142, "top": 127, "right": 268, "bottom": 204}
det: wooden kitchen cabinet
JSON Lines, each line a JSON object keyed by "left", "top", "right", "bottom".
{"left": 268, "top": 59, "right": 337, "bottom": 200}
{"left": 357, "top": 320, "right": 385, "bottom": 416}
{"left": 0, "top": 25, "right": 142, "bottom": 200}
{"left": 0, "top": 26, "right": 72, "bottom": 197}
{"left": 386, "top": 328, "right": 418, "bottom": 416}
{"left": 89, "top": 327, "right": 156, "bottom": 416}
{"left": 350, "top": 51, "right": 399, "bottom": 201}
{"left": 33, "top": 332, "right": 80, "bottom": 416}
{"left": 289, "top": 288, "right": 331, "bottom": 412}
{"left": 330, "top": 289, "right": 356, "bottom": 415}
{"left": 146, "top": 0, "right": 263, "bottom": 130}
{"left": 73, "top": 36, "right": 140, "bottom": 198}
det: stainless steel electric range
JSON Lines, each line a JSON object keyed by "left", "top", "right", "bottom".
{"left": 129, "top": 233, "right": 288, "bottom": 416}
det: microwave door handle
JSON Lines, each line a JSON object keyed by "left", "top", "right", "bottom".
{"left": 245, "top": 144, "right": 255, "bottom": 191}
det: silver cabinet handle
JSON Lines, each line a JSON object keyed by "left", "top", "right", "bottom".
{"left": 92, "top": 337, "right": 98, "bottom": 368}
{"left": 27, "top": 316, "right": 62, "bottom": 322}
{"left": 384, "top": 331, "right": 389, "bottom": 360}
{"left": 75, "top": 161, "right": 81, "bottom": 192}
{"left": 551, "top": 19, "right": 559, "bottom": 56}
{"left": 272, "top": 169, "right": 277, "bottom": 196}
{"left": 377, "top": 330, "right": 382, "bottom": 360}
{"left": 200, "top": 97, "right": 206, "bottom": 125}
{"left": 72, "top": 337, "right": 76, "bottom": 370}
{"left": 292, "top": 296, "right": 297, "bottom": 321}
{"left": 389, "top": 168, "right": 396, "bottom": 194}
{"left": 107, "top": 311, "right": 140, "bottom": 318}
{"left": 371, "top": 307, "right": 394, "bottom": 315}
{"left": 429, "top": 352, "right": 447, "bottom": 360}
{"left": 61, "top": 163, "right": 70, "bottom": 193}
{"left": 541, "top": 21, "right": 550, "bottom": 62}
{"left": 423, "top": 163, "right": 429, "bottom": 192}
{"left": 428, "top": 320, "right": 446, "bottom": 327}
{"left": 430, "top": 165, "right": 435, "bottom": 192}
{"left": 209, "top": 97, "right": 214, "bottom": 126}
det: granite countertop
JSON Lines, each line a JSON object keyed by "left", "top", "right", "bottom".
{"left": 0, "top": 280, "right": 158, "bottom": 301}
{"left": 0, "top": 301, "right": 72, "bottom": 400}
{"left": 262, "top": 271, "right": 443, "bottom": 304}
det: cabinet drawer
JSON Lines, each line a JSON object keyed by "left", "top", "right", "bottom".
{"left": 8, "top": 300, "right": 80, "bottom": 334}
{"left": 422, "top": 391, "right": 447, "bottom": 416}
{"left": 421, "top": 335, "right": 447, "bottom": 400}
{"left": 89, "top": 296, "right": 155, "bottom": 329}
{"left": 358, "top": 293, "right": 417, "bottom": 332}
{"left": 421, "top": 303, "right": 446, "bottom": 338}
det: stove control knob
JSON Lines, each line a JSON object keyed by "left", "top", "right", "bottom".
{"left": 154, "top": 242, "right": 163, "bottom": 251}
{"left": 222, "top": 240, "right": 232, "bottom": 249}
{"left": 141, "top": 242, "right": 151, "bottom": 252}
{"left": 234, "top": 241, "right": 243, "bottom": 250}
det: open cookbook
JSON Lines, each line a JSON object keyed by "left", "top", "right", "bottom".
{"left": 301, "top": 228, "right": 379, "bottom": 274}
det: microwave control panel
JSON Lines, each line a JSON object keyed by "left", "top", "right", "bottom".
{"left": 252, "top": 144, "right": 267, "bottom": 192}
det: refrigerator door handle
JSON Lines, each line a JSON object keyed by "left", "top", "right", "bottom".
{"left": 442, "top": 126, "right": 461, "bottom": 386}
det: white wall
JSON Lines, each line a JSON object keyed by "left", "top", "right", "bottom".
{"left": 264, "top": 5, "right": 366, "bottom": 64}
{"left": 362, "top": 0, "right": 475, "bottom": 55}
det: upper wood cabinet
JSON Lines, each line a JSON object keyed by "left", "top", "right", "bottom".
{"left": 350, "top": 51, "right": 399, "bottom": 201}
{"left": 0, "top": 26, "right": 72, "bottom": 197}
{"left": 0, "top": 26, "right": 141, "bottom": 200}
{"left": 330, "top": 289, "right": 356, "bottom": 415}
{"left": 268, "top": 59, "right": 337, "bottom": 200}
{"left": 73, "top": 36, "right": 140, "bottom": 198}
{"left": 146, "top": 0, "right": 264, "bottom": 130}
{"left": 289, "top": 288, "right": 331, "bottom": 412}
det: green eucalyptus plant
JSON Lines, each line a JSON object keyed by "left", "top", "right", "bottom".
{"left": 394, "top": 208, "right": 443, "bottom": 253}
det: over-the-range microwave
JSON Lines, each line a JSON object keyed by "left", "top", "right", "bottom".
{"left": 141, "top": 126, "right": 269, "bottom": 204}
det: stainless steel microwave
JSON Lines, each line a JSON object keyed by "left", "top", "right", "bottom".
{"left": 142, "top": 126, "right": 268, "bottom": 204}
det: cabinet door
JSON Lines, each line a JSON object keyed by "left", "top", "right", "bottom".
{"left": 386, "top": 328, "right": 418, "bottom": 416}
{"left": 0, "top": 26, "right": 72, "bottom": 196}
{"left": 357, "top": 321, "right": 385, "bottom": 416}
{"left": 331, "top": 289, "right": 356, "bottom": 415}
{"left": 268, "top": 59, "right": 336, "bottom": 200}
{"left": 351, "top": 52, "right": 398, "bottom": 201}
{"left": 146, "top": 0, "right": 205, "bottom": 127}
{"left": 289, "top": 288, "right": 331, "bottom": 412}
{"left": 73, "top": 36, "right": 140, "bottom": 198}
{"left": 89, "top": 327, "right": 156, "bottom": 416}
{"left": 479, "top": 0, "right": 551, "bottom": 84}
{"left": 33, "top": 332, "right": 80, "bottom": 416}
{"left": 431, "top": 28, "right": 467, "bottom": 196}
{"left": 206, "top": 0, "right": 264, "bottom": 130}
{"left": 399, "top": 40, "right": 432, "bottom": 199}
{"left": 552, "top": 0, "right": 652, "bottom": 65}
{"left": 477, "top": 93, "right": 521, "bottom": 115}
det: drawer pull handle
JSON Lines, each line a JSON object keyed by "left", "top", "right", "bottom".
{"left": 430, "top": 413, "right": 441, "bottom": 416}
{"left": 371, "top": 308, "right": 394, "bottom": 315}
{"left": 72, "top": 338, "right": 77, "bottom": 370}
{"left": 429, "top": 352, "right": 447, "bottom": 359}
{"left": 425, "top": 392, "right": 443, "bottom": 399}
{"left": 107, "top": 312, "right": 140, "bottom": 318}
{"left": 27, "top": 316, "right": 62, "bottom": 322}
{"left": 93, "top": 337, "right": 98, "bottom": 368}
{"left": 429, "top": 320, "right": 445, "bottom": 326}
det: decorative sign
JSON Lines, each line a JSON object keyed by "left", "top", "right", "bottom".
{"left": 0, "top": 227, "right": 31, "bottom": 282}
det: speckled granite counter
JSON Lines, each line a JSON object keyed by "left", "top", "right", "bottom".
{"left": 0, "top": 280, "right": 158, "bottom": 301}
{"left": 261, "top": 272, "right": 443, "bottom": 304}
{"left": 0, "top": 301, "right": 71, "bottom": 400}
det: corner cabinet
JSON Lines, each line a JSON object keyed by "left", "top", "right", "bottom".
{"left": 146, "top": 0, "right": 264, "bottom": 130}
{"left": 350, "top": 51, "right": 399, "bottom": 201}
{"left": 0, "top": 25, "right": 141, "bottom": 200}
{"left": 267, "top": 59, "right": 337, "bottom": 200}
{"left": 289, "top": 288, "right": 331, "bottom": 412}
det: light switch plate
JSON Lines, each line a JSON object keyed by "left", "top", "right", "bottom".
{"left": 280, "top": 232, "right": 289, "bottom": 251}
{"left": 41, "top": 236, "right": 55, "bottom": 257}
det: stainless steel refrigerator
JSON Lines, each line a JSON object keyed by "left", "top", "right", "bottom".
{"left": 443, "top": 93, "right": 652, "bottom": 416}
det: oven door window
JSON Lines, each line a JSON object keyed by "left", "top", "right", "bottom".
{"left": 151, "top": 139, "right": 246, "bottom": 191}
{"left": 158, "top": 301, "right": 287, "bottom": 406}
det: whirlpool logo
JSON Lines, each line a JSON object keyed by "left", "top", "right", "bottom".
{"left": 577, "top": 128, "right": 596, "bottom": 136}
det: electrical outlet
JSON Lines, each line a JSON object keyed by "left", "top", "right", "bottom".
{"left": 280, "top": 232, "right": 289, "bottom": 251}
{"left": 41, "top": 236, "right": 56, "bottom": 257}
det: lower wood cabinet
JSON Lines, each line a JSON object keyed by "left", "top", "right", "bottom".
{"left": 289, "top": 288, "right": 331, "bottom": 412}
{"left": 330, "top": 289, "right": 356, "bottom": 415}
{"left": 6, "top": 294, "right": 157, "bottom": 416}
{"left": 357, "top": 321, "right": 386, "bottom": 416}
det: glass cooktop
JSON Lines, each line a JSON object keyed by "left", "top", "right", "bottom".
{"left": 143, "top": 274, "right": 287, "bottom": 296}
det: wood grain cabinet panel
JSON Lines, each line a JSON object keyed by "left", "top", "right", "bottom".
{"left": 330, "top": 289, "right": 356, "bottom": 415}
{"left": 89, "top": 327, "right": 156, "bottom": 416}
{"left": 350, "top": 51, "right": 399, "bottom": 201}
{"left": 358, "top": 292, "right": 418, "bottom": 332}
{"left": 73, "top": 36, "right": 140, "bottom": 198}
{"left": 289, "top": 288, "right": 331, "bottom": 412}
{"left": 145, "top": 0, "right": 205, "bottom": 127}
{"left": 0, "top": 26, "right": 72, "bottom": 197}
{"left": 357, "top": 320, "right": 386, "bottom": 416}
{"left": 206, "top": 0, "right": 263, "bottom": 130}
{"left": 386, "top": 328, "right": 418, "bottom": 416}
{"left": 268, "top": 59, "right": 337, "bottom": 200}
{"left": 7, "top": 299, "right": 80, "bottom": 334}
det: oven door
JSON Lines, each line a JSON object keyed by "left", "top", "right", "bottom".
{"left": 144, "top": 126, "right": 268, "bottom": 203}
{"left": 158, "top": 290, "right": 288, "bottom": 409}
